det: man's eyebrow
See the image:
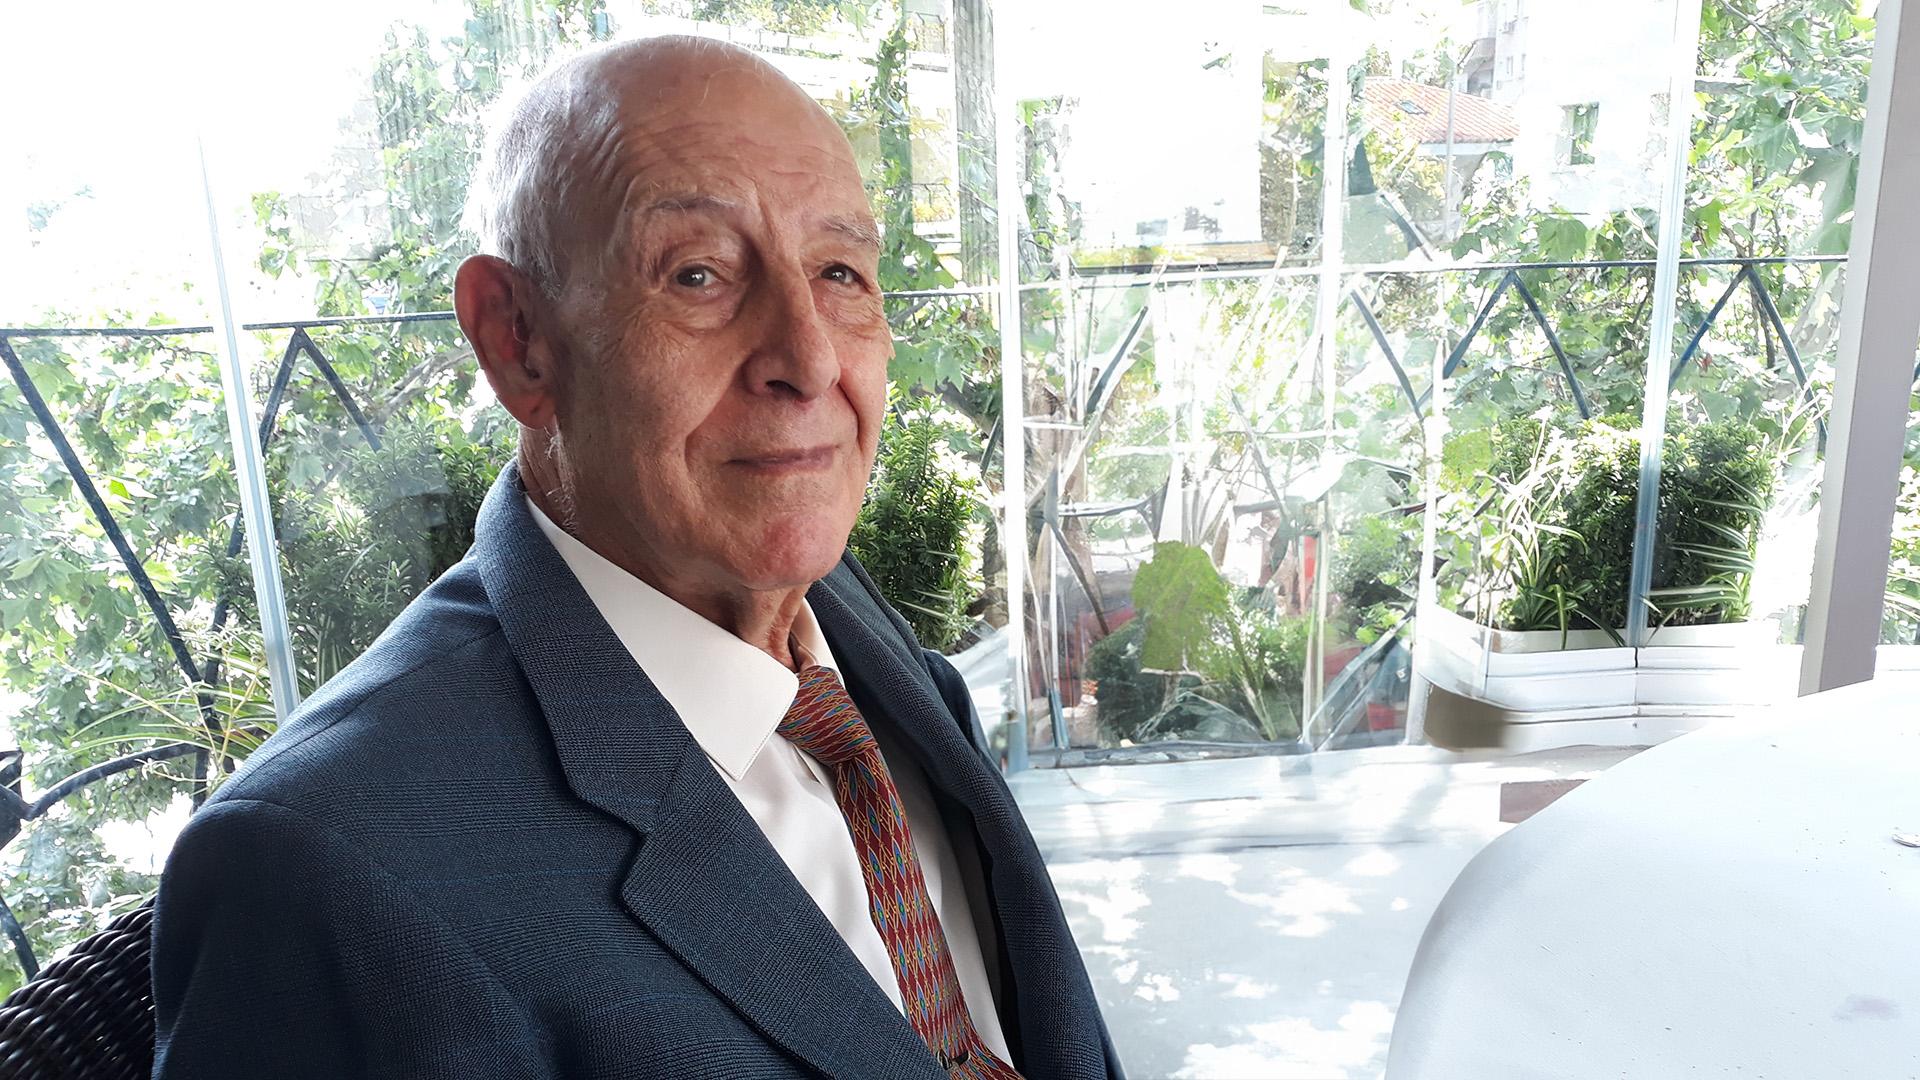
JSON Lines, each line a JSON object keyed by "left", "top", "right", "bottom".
{"left": 822, "top": 215, "right": 882, "bottom": 251}
{"left": 634, "top": 192, "right": 742, "bottom": 220}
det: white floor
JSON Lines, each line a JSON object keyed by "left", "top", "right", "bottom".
{"left": 1009, "top": 743, "right": 1638, "bottom": 1080}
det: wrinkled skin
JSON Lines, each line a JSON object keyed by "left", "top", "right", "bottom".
{"left": 455, "top": 38, "right": 891, "bottom": 663}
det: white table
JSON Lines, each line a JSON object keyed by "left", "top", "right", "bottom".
{"left": 1388, "top": 679, "right": 1920, "bottom": 1079}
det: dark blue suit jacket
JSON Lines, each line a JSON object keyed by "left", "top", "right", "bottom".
{"left": 150, "top": 464, "right": 1121, "bottom": 1079}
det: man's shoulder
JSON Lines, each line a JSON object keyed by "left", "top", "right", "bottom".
{"left": 211, "top": 559, "right": 542, "bottom": 822}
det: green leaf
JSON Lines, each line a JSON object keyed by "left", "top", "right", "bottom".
{"left": 1132, "top": 542, "right": 1232, "bottom": 673}
{"left": 1536, "top": 217, "right": 1590, "bottom": 262}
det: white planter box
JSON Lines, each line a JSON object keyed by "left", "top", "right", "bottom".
{"left": 1415, "top": 606, "right": 1812, "bottom": 750}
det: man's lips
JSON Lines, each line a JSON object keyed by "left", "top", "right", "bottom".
{"left": 730, "top": 444, "right": 836, "bottom": 470}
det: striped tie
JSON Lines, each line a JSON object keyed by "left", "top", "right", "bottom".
{"left": 778, "top": 664, "right": 1022, "bottom": 1079}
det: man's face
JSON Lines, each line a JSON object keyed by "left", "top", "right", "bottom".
{"left": 545, "top": 56, "right": 890, "bottom": 594}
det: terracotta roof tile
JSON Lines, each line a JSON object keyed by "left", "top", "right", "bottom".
{"left": 1361, "top": 78, "right": 1518, "bottom": 145}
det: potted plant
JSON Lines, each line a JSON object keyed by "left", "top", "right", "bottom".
{"left": 1418, "top": 411, "right": 1794, "bottom": 747}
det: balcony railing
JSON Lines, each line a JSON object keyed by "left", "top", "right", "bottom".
{"left": 0, "top": 253, "right": 1852, "bottom": 979}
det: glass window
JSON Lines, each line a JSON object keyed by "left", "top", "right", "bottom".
{"left": 1, "top": 0, "right": 1907, "bottom": 1073}
{"left": 0, "top": 4, "right": 253, "bottom": 997}
{"left": 993, "top": 0, "right": 1883, "bottom": 1072}
{"left": 1658, "top": 0, "right": 1873, "bottom": 695}
{"left": 1561, "top": 102, "right": 1599, "bottom": 165}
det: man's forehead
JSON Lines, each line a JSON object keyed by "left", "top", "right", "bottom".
{"left": 532, "top": 41, "right": 880, "bottom": 264}
{"left": 622, "top": 186, "right": 881, "bottom": 250}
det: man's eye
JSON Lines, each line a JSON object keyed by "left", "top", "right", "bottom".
{"left": 674, "top": 266, "right": 715, "bottom": 288}
{"left": 822, "top": 264, "right": 862, "bottom": 286}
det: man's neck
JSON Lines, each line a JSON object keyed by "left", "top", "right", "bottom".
{"left": 523, "top": 462, "right": 808, "bottom": 670}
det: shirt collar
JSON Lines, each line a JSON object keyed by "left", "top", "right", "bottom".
{"left": 525, "top": 497, "right": 839, "bottom": 781}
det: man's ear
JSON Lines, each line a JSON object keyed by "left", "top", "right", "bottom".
{"left": 455, "top": 255, "right": 558, "bottom": 429}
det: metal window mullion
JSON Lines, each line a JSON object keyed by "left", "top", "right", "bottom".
{"left": 990, "top": 4, "right": 1028, "bottom": 771}
{"left": 197, "top": 138, "right": 301, "bottom": 719}
{"left": 1625, "top": 0, "right": 1705, "bottom": 650}
{"left": 1801, "top": 0, "right": 1920, "bottom": 694}
{"left": 1306, "top": 36, "right": 1353, "bottom": 729}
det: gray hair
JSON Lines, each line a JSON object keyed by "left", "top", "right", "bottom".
{"left": 464, "top": 36, "right": 746, "bottom": 298}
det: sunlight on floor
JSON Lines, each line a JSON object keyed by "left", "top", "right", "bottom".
{"left": 1013, "top": 743, "right": 1634, "bottom": 1079}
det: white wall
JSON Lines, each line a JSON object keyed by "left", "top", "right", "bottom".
{"left": 1493, "top": 0, "right": 1676, "bottom": 218}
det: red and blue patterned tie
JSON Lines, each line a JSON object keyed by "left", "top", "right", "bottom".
{"left": 778, "top": 664, "right": 1022, "bottom": 1079}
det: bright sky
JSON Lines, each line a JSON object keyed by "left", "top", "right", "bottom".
{"left": 1, "top": 0, "right": 1469, "bottom": 324}
{"left": 1, "top": 0, "right": 468, "bottom": 323}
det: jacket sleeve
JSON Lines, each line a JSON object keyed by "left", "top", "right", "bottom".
{"left": 151, "top": 796, "right": 555, "bottom": 1079}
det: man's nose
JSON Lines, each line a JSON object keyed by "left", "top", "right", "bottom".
{"left": 743, "top": 266, "right": 839, "bottom": 401}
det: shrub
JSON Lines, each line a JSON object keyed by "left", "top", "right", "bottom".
{"left": 1331, "top": 514, "right": 1419, "bottom": 618}
{"left": 219, "top": 420, "right": 506, "bottom": 686}
{"left": 1471, "top": 412, "right": 1774, "bottom": 634}
{"left": 848, "top": 418, "right": 979, "bottom": 651}
{"left": 1089, "top": 543, "right": 1309, "bottom": 745}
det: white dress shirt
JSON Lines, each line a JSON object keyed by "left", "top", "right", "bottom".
{"left": 527, "top": 501, "right": 1010, "bottom": 1060}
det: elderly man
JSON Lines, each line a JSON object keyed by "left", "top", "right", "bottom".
{"left": 150, "top": 36, "right": 1120, "bottom": 1080}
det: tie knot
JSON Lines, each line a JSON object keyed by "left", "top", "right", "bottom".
{"left": 777, "top": 665, "right": 876, "bottom": 767}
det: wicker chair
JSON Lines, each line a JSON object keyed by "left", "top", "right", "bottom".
{"left": 0, "top": 901, "right": 156, "bottom": 1080}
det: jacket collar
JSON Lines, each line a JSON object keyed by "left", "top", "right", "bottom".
{"left": 521, "top": 495, "right": 841, "bottom": 782}
{"left": 470, "top": 463, "right": 945, "bottom": 1080}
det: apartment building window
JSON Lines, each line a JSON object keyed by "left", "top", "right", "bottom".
{"left": 1561, "top": 102, "right": 1599, "bottom": 165}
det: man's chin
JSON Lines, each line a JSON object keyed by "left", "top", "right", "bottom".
{"left": 722, "top": 521, "right": 851, "bottom": 592}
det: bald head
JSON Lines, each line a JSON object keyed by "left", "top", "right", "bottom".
{"left": 468, "top": 35, "right": 861, "bottom": 297}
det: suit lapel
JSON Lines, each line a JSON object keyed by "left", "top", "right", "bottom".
{"left": 471, "top": 466, "right": 943, "bottom": 1080}
{"left": 809, "top": 561, "right": 1113, "bottom": 1080}
{"left": 616, "top": 737, "right": 942, "bottom": 1079}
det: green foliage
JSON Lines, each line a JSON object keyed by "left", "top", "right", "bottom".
{"left": 1694, "top": 0, "right": 1873, "bottom": 256}
{"left": 1090, "top": 545, "right": 1308, "bottom": 745}
{"left": 219, "top": 422, "right": 506, "bottom": 687}
{"left": 832, "top": 9, "right": 1003, "bottom": 626}
{"left": 0, "top": 334, "right": 237, "bottom": 1000}
{"left": 1085, "top": 619, "right": 1161, "bottom": 741}
{"left": 1131, "top": 542, "right": 1233, "bottom": 673}
{"left": 73, "top": 652, "right": 281, "bottom": 796}
{"left": 0, "top": 0, "right": 608, "bottom": 993}
{"left": 1332, "top": 514, "right": 1417, "bottom": 613}
{"left": 848, "top": 418, "right": 979, "bottom": 651}
{"left": 1482, "top": 416, "right": 1630, "bottom": 640}
{"left": 1206, "top": 596, "right": 1309, "bottom": 742}
{"left": 1648, "top": 415, "right": 1776, "bottom": 624}
{"left": 1884, "top": 466, "right": 1920, "bottom": 642}
{"left": 673, "top": 0, "right": 882, "bottom": 34}
{"left": 1259, "top": 56, "right": 1327, "bottom": 260}
{"left": 1331, "top": 514, "right": 1420, "bottom": 645}
{"left": 1458, "top": 413, "right": 1775, "bottom": 636}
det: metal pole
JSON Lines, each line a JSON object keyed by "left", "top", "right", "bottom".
{"left": 992, "top": 9, "right": 1030, "bottom": 771}
{"left": 1625, "top": 0, "right": 1705, "bottom": 649}
{"left": 1408, "top": 50, "right": 1459, "bottom": 745}
{"left": 1441, "top": 57, "right": 1460, "bottom": 247}
{"left": 198, "top": 137, "right": 302, "bottom": 718}
{"left": 1801, "top": 0, "right": 1920, "bottom": 693}
{"left": 1308, "top": 39, "right": 1351, "bottom": 723}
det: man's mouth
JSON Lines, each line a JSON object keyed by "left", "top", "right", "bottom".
{"left": 731, "top": 444, "right": 836, "bottom": 471}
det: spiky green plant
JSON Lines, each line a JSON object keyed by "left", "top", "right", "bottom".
{"left": 849, "top": 417, "right": 980, "bottom": 651}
